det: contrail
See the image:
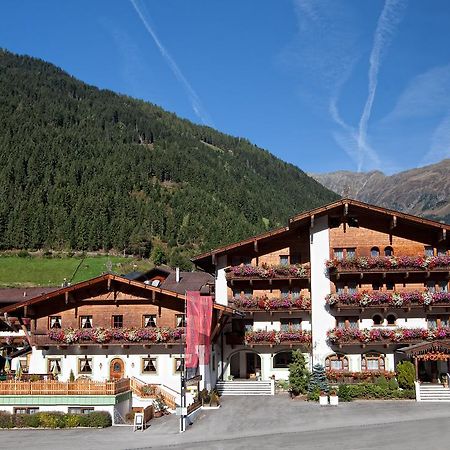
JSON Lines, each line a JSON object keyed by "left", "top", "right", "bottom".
{"left": 129, "top": 0, "right": 213, "bottom": 126}
{"left": 357, "top": 0, "right": 406, "bottom": 171}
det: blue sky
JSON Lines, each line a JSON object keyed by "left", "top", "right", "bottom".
{"left": 1, "top": 0, "right": 450, "bottom": 174}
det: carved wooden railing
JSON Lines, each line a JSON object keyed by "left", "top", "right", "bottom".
{"left": 130, "top": 377, "right": 178, "bottom": 410}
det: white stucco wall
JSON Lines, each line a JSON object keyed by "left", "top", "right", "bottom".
{"left": 215, "top": 255, "right": 228, "bottom": 306}
{"left": 310, "top": 214, "right": 334, "bottom": 366}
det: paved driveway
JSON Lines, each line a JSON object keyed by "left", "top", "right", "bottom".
{"left": 1, "top": 396, "right": 450, "bottom": 449}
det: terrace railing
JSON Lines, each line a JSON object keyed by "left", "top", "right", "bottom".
{"left": 0, "top": 378, "right": 130, "bottom": 396}
{"left": 229, "top": 295, "right": 311, "bottom": 312}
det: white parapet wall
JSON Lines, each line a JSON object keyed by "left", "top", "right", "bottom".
{"left": 310, "top": 214, "right": 335, "bottom": 366}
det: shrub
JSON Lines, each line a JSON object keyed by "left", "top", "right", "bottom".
{"left": 338, "top": 384, "right": 352, "bottom": 402}
{"left": 84, "top": 411, "right": 112, "bottom": 428}
{"left": 388, "top": 377, "right": 399, "bottom": 390}
{"left": 288, "top": 350, "right": 310, "bottom": 396}
{"left": 65, "top": 414, "right": 81, "bottom": 428}
{"left": 0, "top": 411, "right": 12, "bottom": 428}
{"left": 396, "top": 361, "right": 415, "bottom": 389}
{"left": 308, "top": 364, "right": 329, "bottom": 397}
{"left": 17, "top": 250, "right": 30, "bottom": 258}
{"left": 38, "top": 412, "right": 62, "bottom": 428}
{"left": 307, "top": 386, "right": 320, "bottom": 401}
{"left": 375, "top": 376, "right": 389, "bottom": 389}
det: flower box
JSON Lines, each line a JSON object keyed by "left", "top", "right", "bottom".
{"left": 319, "top": 395, "right": 328, "bottom": 406}
{"left": 230, "top": 295, "right": 311, "bottom": 311}
{"left": 329, "top": 395, "right": 339, "bottom": 406}
{"left": 244, "top": 329, "right": 312, "bottom": 346}
{"left": 227, "top": 263, "right": 310, "bottom": 279}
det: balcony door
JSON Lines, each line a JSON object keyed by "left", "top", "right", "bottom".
{"left": 109, "top": 358, "right": 125, "bottom": 380}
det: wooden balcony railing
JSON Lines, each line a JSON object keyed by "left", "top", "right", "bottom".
{"left": 226, "top": 264, "right": 310, "bottom": 281}
{"left": 0, "top": 378, "right": 130, "bottom": 396}
{"left": 130, "top": 377, "right": 178, "bottom": 410}
{"left": 327, "top": 326, "right": 450, "bottom": 347}
{"left": 326, "top": 256, "right": 450, "bottom": 276}
{"left": 33, "top": 327, "right": 184, "bottom": 347}
{"left": 326, "top": 290, "right": 450, "bottom": 310}
{"left": 226, "top": 330, "right": 312, "bottom": 347}
{"left": 229, "top": 295, "right": 311, "bottom": 312}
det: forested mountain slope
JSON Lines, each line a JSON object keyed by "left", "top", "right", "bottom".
{"left": 0, "top": 49, "right": 338, "bottom": 267}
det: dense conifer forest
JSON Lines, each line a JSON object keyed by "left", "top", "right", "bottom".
{"left": 0, "top": 49, "right": 338, "bottom": 268}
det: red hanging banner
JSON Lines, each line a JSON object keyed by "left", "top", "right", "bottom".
{"left": 186, "top": 291, "right": 213, "bottom": 369}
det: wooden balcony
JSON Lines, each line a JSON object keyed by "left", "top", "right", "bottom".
{"left": 33, "top": 327, "right": 184, "bottom": 349}
{"left": 226, "top": 330, "right": 312, "bottom": 347}
{"left": 326, "top": 290, "right": 450, "bottom": 311}
{"left": 327, "top": 326, "right": 450, "bottom": 348}
{"left": 326, "top": 256, "right": 450, "bottom": 281}
{"left": 226, "top": 264, "right": 310, "bottom": 284}
{"left": 229, "top": 295, "right": 311, "bottom": 313}
{"left": 0, "top": 378, "right": 130, "bottom": 396}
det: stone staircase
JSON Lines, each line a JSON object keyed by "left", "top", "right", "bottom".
{"left": 216, "top": 380, "right": 274, "bottom": 396}
{"left": 417, "top": 383, "right": 450, "bottom": 402}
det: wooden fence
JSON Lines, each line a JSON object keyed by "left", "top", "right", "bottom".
{"left": 130, "top": 377, "right": 178, "bottom": 410}
{"left": 0, "top": 378, "right": 130, "bottom": 395}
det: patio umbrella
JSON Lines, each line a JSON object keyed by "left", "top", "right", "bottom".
{"left": 4, "top": 359, "right": 10, "bottom": 374}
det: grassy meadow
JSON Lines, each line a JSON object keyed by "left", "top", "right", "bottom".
{"left": 0, "top": 254, "right": 152, "bottom": 287}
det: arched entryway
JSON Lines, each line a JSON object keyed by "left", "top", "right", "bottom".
{"left": 229, "top": 351, "right": 262, "bottom": 379}
{"left": 109, "top": 358, "right": 125, "bottom": 380}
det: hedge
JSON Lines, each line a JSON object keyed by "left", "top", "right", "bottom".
{"left": 337, "top": 383, "right": 415, "bottom": 402}
{"left": 0, "top": 411, "right": 112, "bottom": 428}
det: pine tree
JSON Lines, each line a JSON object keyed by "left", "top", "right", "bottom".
{"left": 308, "top": 364, "right": 329, "bottom": 396}
{"left": 288, "top": 350, "right": 310, "bottom": 396}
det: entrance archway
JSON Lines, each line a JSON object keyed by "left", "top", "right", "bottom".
{"left": 109, "top": 358, "right": 125, "bottom": 380}
{"left": 229, "top": 351, "right": 262, "bottom": 379}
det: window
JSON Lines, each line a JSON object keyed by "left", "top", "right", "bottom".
{"left": 386, "top": 314, "right": 396, "bottom": 326}
{"left": 232, "top": 319, "right": 253, "bottom": 333}
{"left": 279, "top": 255, "right": 289, "bottom": 265}
{"left": 336, "top": 283, "right": 345, "bottom": 294}
{"left": 243, "top": 288, "right": 253, "bottom": 297}
{"left": 428, "top": 316, "right": 450, "bottom": 329}
{"left": 437, "top": 247, "right": 448, "bottom": 256}
{"left": 386, "top": 281, "right": 394, "bottom": 291}
{"left": 325, "top": 354, "right": 349, "bottom": 371}
{"left": 290, "top": 253, "right": 301, "bottom": 264}
{"left": 292, "top": 287, "right": 301, "bottom": 299}
{"left": 112, "top": 315, "right": 123, "bottom": 328}
{"left": 372, "top": 282, "right": 381, "bottom": 291}
{"left": 347, "top": 283, "right": 357, "bottom": 294}
{"left": 78, "top": 358, "right": 93, "bottom": 374}
{"left": 175, "top": 314, "right": 185, "bottom": 327}
{"left": 334, "top": 248, "right": 344, "bottom": 260}
{"left": 280, "top": 318, "right": 302, "bottom": 331}
{"left": 280, "top": 287, "right": 289, "bottom": 299}
{"left": 47, "top": 358, "right": 62, "bottom": 375}
{"left": 49, "top": 316, "right": 61, "bottom": 329}
{"left": 174, "top": 358, "right": 183, "bottom": 373}
{"left": 273, "top": 351, "right": 293, "bottom": 369}
{"left": 346, "top": 248, "right": 356, "bottom": 259}
{"left": 384, "top": 246, "right": 394, "bottom": 256}
{"left": 80, "top": 316, "right": 92, "bottom": 329}
{"left": 142, "top": 357, "right": 157, "bottom": 373}
{"left": 372, "top": 314, "right": 383, "bottom": 326}
{"left": 426, "top": 281, "right": 436, "bottom": 293}
{"left": 439, "top": 281, "right": 449, "bottom": 293}
{"left": 14, "top": 407, "right": 39, "bottom": 415}
{"left": 425, "top": 246, "right": 434, "bottom": 257}
{"left": 336, "top": 317, "right": 359, "bottom": 329}
{"left": 143, "top": 315, "right": 157, "bottom": 328}
{"left": 232, "top": 289, "right": 241, "bottom": 299}
{"left": 231, "top": 256, "right": 252, "bottom": 266}
{"left": 68, "top": 407, "right": 94, "bottom": 415}
{"left": 361, "top": 353, "right": 385, "bottom": 371}
{"left": 370, "top": 247, "right": 380, "bottom": 257}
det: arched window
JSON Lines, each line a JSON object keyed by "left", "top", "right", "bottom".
{"left": 325, "top": 354, "right": 349, "bottom": 371}
{"left": 386, "top": 314, "right": 396, "bottom": 326}
{"left": 372, "top": 314, "right": 383, "bottom": 326}
{"left": 361, "top": 353, "right": 385, "bottom": 371}
{"left": 370, "top": 247, "right": 380, "bottom": 257}
{"left": 273, "top": 351, "right": 293, "bottom": 369}
{"left": 384, "top": 246, "right": 394, "bottom": 256}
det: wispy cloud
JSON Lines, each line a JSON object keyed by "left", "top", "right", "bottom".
{"left": 129, "top": 0, "right": 213, "bottom": 126}
{"left": 385, "top": 64, "right": 450, "bottom": 121}
{"left": 423, "top": 113, "right": 450, "bottom": 165}
{"left": 356, "top": 0, "right": 407, "bottom": 171}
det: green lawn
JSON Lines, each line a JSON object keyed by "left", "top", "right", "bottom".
{"left": 0, "top": 256, "right": 152, "bottom": 287}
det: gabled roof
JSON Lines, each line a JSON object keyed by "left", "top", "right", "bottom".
{"left": 0, "top": 273, "right": 232, "bottom": 318}
{"left": 192, "top": 198, "right": 450, "bottom": 271}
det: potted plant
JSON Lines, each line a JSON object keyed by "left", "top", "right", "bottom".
{"left": 329, "top": 389, "right": 339, "bottom": 406}
{"left": 153, "top": 394, "right": 168, "bottom": 418}
{"left": 319, "top": 391, "right": 328, "bottom": 406}
{"left": 440, "top": 374, "right": 448, "bottom": 388}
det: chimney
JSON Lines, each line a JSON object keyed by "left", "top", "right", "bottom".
{"left": 176, "top": 267, "right": 180, "bottom": 283}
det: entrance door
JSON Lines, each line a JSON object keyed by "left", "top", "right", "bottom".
{"left": 109, "top": 358, "right": 125, "bottom": 380}
{"left": 246, "top": 353, "right": 261, "bottom": 379}
{"left": 419, "top": 360, "right": 439, "bottom": 383}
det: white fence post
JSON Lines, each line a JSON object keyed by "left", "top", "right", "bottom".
{"left": 270, "top": 378, "right": 275, "bottom": 396}
{"left": 414, "top": 381, "right": 421, "bottom": 402}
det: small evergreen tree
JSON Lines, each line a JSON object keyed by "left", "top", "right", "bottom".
{"left": 308, "top": 364, "right": 329, "bottom": 396}
{"left": 288, "top": 350, "right": 310, "bottom": 396}
{"left": 396, "top": 361, "right": 415, "bottom": 389}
